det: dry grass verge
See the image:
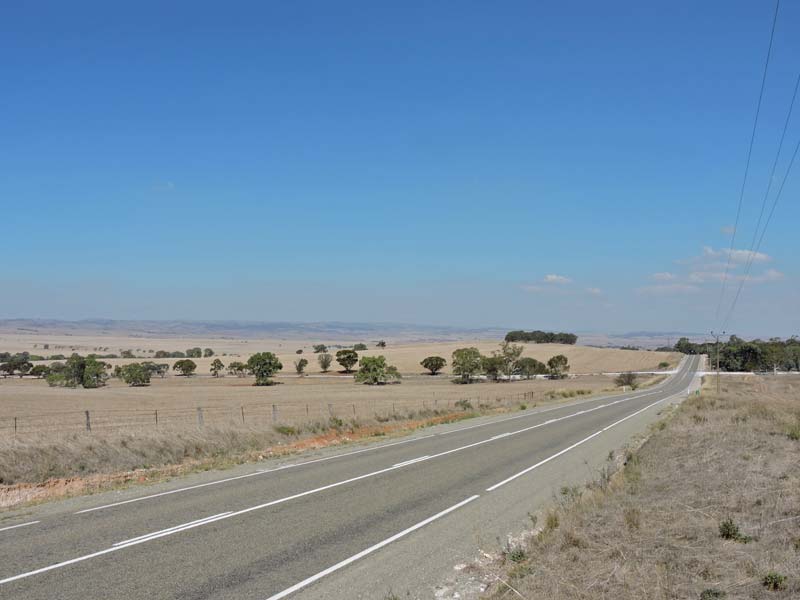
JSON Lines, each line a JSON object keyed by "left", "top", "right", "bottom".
{"left": 482, "top": 375, "right": 800, "bottom": 599}
{"left": 0, "top": 409, "right": 479, "bottom": 509}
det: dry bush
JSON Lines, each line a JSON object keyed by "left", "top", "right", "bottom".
{"left": 484, "top": 375, "right": 800, "bottom": 599}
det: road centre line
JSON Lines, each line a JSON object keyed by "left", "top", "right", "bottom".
{"left": 263, "top": 495, "right": 481, "bottom": 600}
{"left": 0, "top": 521, "right": 40, "bottom": 533}
{"left": 2, "top": 368, "right": 693, "bottom": 586}
{"left": 75, "top": 362, "right": 689, "bottom": 515}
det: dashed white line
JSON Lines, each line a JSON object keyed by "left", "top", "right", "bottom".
{"left": 0, "top": 521, "right": 40, "bottom": 533}
{"left": 263, "top": 494, "right": 481, "bottom": 600}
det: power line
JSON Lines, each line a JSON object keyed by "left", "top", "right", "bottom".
{"left": 714, "top": 0, "right": 781, "bottom": 322}
{"left": 722, "top": 131, "right": 800, "bottom": 330}
{"left": 721, "top": 70, "right": 800, "bottom": 329}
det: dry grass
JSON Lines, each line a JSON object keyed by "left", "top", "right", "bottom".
{"left": 483, "top": 375, "right": 800, "bottom": 599}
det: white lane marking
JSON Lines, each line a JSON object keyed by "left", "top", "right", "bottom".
{"left": 75, "top": 434, "right": 436, "bottom": 514}
{"left": 3, "top": 366, "right": 697, "bottom": 584}
{"left": 112, "top": 512, "right": 233, "bottom": 547}
{"left": 263, "top": 495, "right": 481, "bottom": 600}
{"left": 486, "top": 392, "right": 682, "bottom": 492}
{"left": 75, "top": 360, "right": 691, "bottom": 515}
{"left": 392, "top": 456, "right": 431, "bottom": 468}
{"left": 0, "top": 521, "right": 40, "bottom": 533}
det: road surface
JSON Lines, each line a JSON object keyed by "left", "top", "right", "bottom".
{"left": 0, "top": 356, "right": 700, "bottom": 599}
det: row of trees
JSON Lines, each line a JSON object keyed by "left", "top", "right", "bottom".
{"left": 670, "top": 336, "right": 800, "bottom": 372}
{"left": 424, "top": 342, "right": 570, "bottom": 383}
{"left": 311, "top": 341, "right": 386, "bottom": 354}
{"left": 504, "top": 330, "right": 578, "bottom": 345}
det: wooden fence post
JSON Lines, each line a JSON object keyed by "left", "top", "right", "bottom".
{"left": 155, "top": 410, "right": 158, "bottom": 427}
{"left": 272, "top": 404, "right": 278, "bottom": 423}
{"left": 85, "top": 410, "right": 91, "bottom": 432}
{"left": 241, "top": 406, "right": 245, "bottom": 425}
{"left": 197, "top": 407, "right": 204, "bottom": 428}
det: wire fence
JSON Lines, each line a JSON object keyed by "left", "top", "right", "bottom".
{"left": 0, "top": 391, "right": 540, "bottom": 439}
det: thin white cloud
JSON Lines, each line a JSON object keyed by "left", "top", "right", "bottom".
{"left": 720, "top": 225, "right": 735, "bottom": 236}
{"left": 702, "top": 246, "right": 770, "bottom": 264}
{"left": 750, "top": 268, "right": 783, "bottom": 283}
{"left": 637, "top": 283, "right": 700, "bottom": 295}
{"left": 651, "top": 272, "right": 676, "bottom": 281}
{"left": 690, "top": 268, "right": 783, "bottom": 284}
{"left": 543, "top": 274, "right": 572, "bottom": 284}
{"left": 586, "top": 287, "right": 602, "bottom": 296}
{"left": 521, "top": 285, "right": 545, "bottom": 293}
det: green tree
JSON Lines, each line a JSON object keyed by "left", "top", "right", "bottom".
{"left": 203, "top": 348, "right": 215, "bottom": 358}
{"left": 355, "top": 355, "right": 401, "bottom": 385}
{"left": 29, "top": 364, "right": 50, "bottom": 378}
{"left": 353, "top": 343, "right": 368, "bottom": 351}
{"left": 494, "top": 341, "right": 524, "bottom": 380}
{"left": 295, "top": 349, "right": 303, "bottom": 354}
{"left": 120, "top": 363, "right": 151, "bottom": 387}
{"left": 173, "top": 359, "right": 198, "bottom": 376}
{"left": 120, "top": 349, "right": 135, "bottom": 359}
{"left": 210, "top": 358, "right": 225, "bottom": 377}
{"left": 515, "top": 357, "right": 548, "bottom": 379}
{"left": 318, "top": 352, "right": 333, "bottom": 372}
{"left": 336, "top": 349, "right": 359, "bottom": 373}
{"left": 376, "top": 340, "right": 387, "bottom": 348}
{"left": 295, "top": 357, "right": 308, "bottom": 375}
{"left": 615, "top": 371, "right": 638, "bottom": 389}
{"left": 547, "top": 354, "right": 570, "bottom": 379}
{"left": 420, "top": 356, "right": 446, "bottom": 375}
{"left": 227, "top": 361, "right": 247, "bottom": 377}
{"left": 186, "top": 347, "right": 203, "bottom": 358}
{"left": 452, "top": 347, "right": 483, "bottom": 383}
{"left": 313, "top": 344, "right": 328, "bottom": 354}
{"left": 482, "top": 355, "right": 504, "bottom": 382}
{"left": 247, "top": 352, "right": 283, "bottom": 385}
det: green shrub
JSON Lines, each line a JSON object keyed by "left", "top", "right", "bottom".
{"left": 700, "top": 589, "right": 726, "bottom": 600}
{"left": 274, "top": 424, "right": 300, "bottom": 436}
{"left": 454, "top": 399, "right": 473, "bottom": 410}
{"left": 719, "top": 518, "right": 751, "bottom": 543}
{"left": 762, "top": 571, "right": 786, "bottom": 591}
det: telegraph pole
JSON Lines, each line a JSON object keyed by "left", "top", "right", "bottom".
{"left": 710, "top": 330, "right": 725, "bottom": 396}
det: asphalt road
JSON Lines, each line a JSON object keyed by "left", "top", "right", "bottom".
{"left": 0, "top": 356, "right": 700, "bottom": 599}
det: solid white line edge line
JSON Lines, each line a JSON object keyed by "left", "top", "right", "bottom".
{"left": 263, "top": 495, "right": 481, "bottom": 600}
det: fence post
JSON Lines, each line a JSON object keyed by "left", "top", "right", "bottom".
{"left": 197, "top": 407, "right": 204, "bottom": 428}
{"left": 352, "top": 403, "right": 356, "bottom": 417}
{"left": 241, "top": 406, "right": 245, "bottom": 425}
{"left": 155, "top": 410, "right": 158, "bottom": 427}
{"left": 14, "top": 417, "right": 17, "bottom": 438}
{"left": 272, "top": 404, "right": 278, "bottom": 423}
{"left": 85, "top": 410, "right": 91, "bottom": 432}
{"left": 328, "top": 403, "right": 334, "bottom": 417}
{"left": 306, "top": 404, "right": 309, "bottom": 416}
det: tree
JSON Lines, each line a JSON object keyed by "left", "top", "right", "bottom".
{"left": 452, "top": 347, "right": 483, "bottom": 383}
{"left": 186, "top": 347, "right": 203, "bottom": 358}
{"left": 482, "top": 355, "right": 504, "bottom": 382}
{"left": 294, "top": 357, "right": 308, "bottom": 375}
{"left": 30, "top": 364, "right": 50, "bottom": 378}
{"left": 120, "top": 363, "right": 151, "bottom": 387}
{"left": 173, "top": 359, "right": 197, "bottom": 376}
{"left": 615, "top": 371, "right": 638, "bottom": 389}
{"left": 515, "top": 357, "right": 548, "bottom": 379}
{"left": 421, "top": 356, "right": 446, "bottom": 375}
{"left": 295, "top": 349, "right": 303, "bottom": 354}
{"left": 355, "top": 355, "right": 401, "bottom": 385}
{"left": 353, "top": 343, "right": 368, "bottom": 351}
{"left": 247, "top": 352, "right": 283, "bottom": 385}
{"left": 210, "top": 358, "right": 225, "bottom": 377}
{"left": 376, "top": 340, "right": 387, "bottom": 348}
{"left": 227, "top": 361, "right": 247, "bottom": 377}
{"left": 336, "top": 349, "right": 359, "bottom": 373}
{"left": 547, "top": 354, "right": 570, "bottom": 379}
{"left": 154, "top": 350, "right": 171, "bottom": 358}
{"left": 494, "top": 341, "right": 524, "bottom": 381}
{"left": 313, "top": 344, "right": 328, "bottom": 354}
{"left": 203, "top": 348, "right": 215, "bottom": 358}
{"left": 120, "top": 349, "right": 135, "bottom": 359}
{"left": 318, "top": 352, "right": 333, "bottom": 373}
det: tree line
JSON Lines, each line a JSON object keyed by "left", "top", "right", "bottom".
{"left": 669, "top": 336, "right": 800, "bottom": 372}
{"left": 504, "top": 330, "right": 578, "bottom": 345}
{"left": 419, "top": 342, "right": 571, "bottom": 383}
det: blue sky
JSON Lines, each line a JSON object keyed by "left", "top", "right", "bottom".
{"left": 2, "top": 1, "right": 798, "bottom": 336}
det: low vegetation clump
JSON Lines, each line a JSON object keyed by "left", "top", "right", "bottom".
{"left": 482, "top": 376, "right": 800, "bottom": 599}
{"left": 504, "top": 330, "right": 578, "bottom": 344}
{"left": 615, "top": 371, "right": 638, "bottom": 389}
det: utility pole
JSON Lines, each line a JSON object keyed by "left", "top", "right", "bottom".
{"left": 710, "top": 330, "right": 725, "bottom": 396}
